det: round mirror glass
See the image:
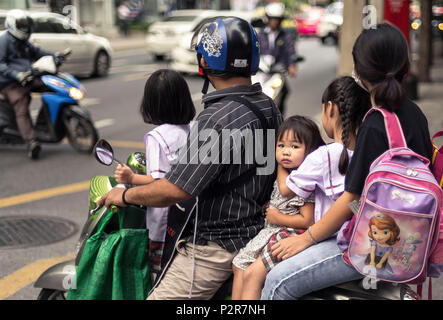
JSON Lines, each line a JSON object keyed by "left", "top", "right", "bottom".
{"left": 94, "top": 139, "right": 114, "bottom": 166}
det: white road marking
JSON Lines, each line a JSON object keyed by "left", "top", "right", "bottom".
{"left": 111, "top": 58, "right": 129, "bottom": 67}
{"left": 94, "top": 118, "right": 115, "bottom": 129}
{"left": 113, "top": 48, "right": 149, "bottom": 58}
{"left": 111, "top": 64, "right": 158, "bottom": 76}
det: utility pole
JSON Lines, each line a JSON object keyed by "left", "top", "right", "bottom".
{"left": 337, "top": 0, "right": 365, "bottom": 76}
{"left": 337, "top": 0, "right": 394, "bottom": 77}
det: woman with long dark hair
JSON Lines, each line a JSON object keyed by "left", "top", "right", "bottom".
{"left": 261, "top": 23, "right": 433, "bottom": 300}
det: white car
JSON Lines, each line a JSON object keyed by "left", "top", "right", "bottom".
{"left": 170, "top": 10, "right": 259, "bottom": 74}
{"left": 146, "top": 9, "right": 223, "bottom": 60}
{"left": 317, "top": 1, "right": 343, "bottom": 44}
{"left": 0, "top": 10, "right": 113, "bottom": 77}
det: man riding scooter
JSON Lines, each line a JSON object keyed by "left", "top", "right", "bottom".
{"left": 258, "top": 3, "right": 297, "bottom": 115}
{"left": 0, "top": 9, "right": 57, "bottom": 159}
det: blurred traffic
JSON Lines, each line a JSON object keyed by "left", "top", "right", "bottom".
{"left": 0, "top": 1, "right": 347, "bottom": 82}
{"left": 3, "top": 0, "right": 443, "bottom": 82}
{"left": 0, "top": 10, "right": 112, "bottom": 77}
{"left": 410, "top": 1, "right": 443, "bottom": 39}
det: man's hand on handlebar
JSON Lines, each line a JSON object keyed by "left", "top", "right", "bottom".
{"left": 97, "top": 187, "right": 126, "bottom": 209}
{"left": 17, "top": 71, "right": 33, "bottom": 86}
{"left": 55, "top": 48, "right": 72, "bottom": 66}
{"left": 54, "top": 54, "right": 67, "bottom": 67}
{"left": 288, "top": 65, "right": 296, "bottom": 77}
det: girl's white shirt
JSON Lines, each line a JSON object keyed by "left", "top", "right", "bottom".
{"left": 286, "top": 142, "right": 353, "bottom": 224}
{"left": 144, "top": 123, "right": 190, "bottom": 241}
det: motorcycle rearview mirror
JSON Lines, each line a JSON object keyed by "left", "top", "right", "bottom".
{"left": 62, "top": 48, "right": 72, "bottom": 57}
{"left": 93, "top": 139, "right": 124, "bottom": 166}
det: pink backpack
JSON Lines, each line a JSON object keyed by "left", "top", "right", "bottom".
{"left": 340, "top": 107, "right": 443, "bottom": 296}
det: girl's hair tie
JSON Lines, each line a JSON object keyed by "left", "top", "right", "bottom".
{"left": 385, "top": 72, "right": 396, "bottom": 80}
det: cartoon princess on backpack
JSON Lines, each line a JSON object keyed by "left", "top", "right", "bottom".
{"left": 364, "top": 213, "right": 401, "bottom": 275}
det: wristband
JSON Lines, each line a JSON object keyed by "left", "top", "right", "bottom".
{"left": 122, "top": 188, "right": 131, "bottom": 206}
{"left": 307, "top": 226, "right": 318, "bottom": 245}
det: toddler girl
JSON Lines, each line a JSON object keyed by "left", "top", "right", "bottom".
{"left": 231, "top": 115, "right": 325, "bottom": 300}
{"left": 261, "top": 74, "right": 373, "bottom": 300}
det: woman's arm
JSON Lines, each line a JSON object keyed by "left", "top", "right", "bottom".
{"left": 277, "top": 164, "right": 295, "bottom": 198}
{"left": 266, "top": 202, "right": 314, "bottom": 229}
{"left": 308, "top": 191, "right": 359, "bottom": 242}
{"left": 270, "top": 191, "right": 360, "bottom": 261}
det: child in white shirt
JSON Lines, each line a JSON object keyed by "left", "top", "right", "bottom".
{"left": 113, "top": 69, "right": 195, "bottom": 277}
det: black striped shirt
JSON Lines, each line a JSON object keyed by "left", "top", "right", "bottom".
{"left": 166, "top": 83, "right": 282, "bottom": 252}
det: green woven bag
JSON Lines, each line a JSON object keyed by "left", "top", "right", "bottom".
{"left": 67, "top": 209, "right": 151, "bottom": 300}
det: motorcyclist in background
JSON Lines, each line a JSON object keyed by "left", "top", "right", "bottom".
{"left": 257, "top": 3, "right": 297, "bottom": 114}
{"left": 0, "top": 9, "right": 56, "bottom": 159}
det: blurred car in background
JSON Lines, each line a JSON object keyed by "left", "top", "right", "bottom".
{"left": 0, "top": 10, "right": 113, "bottom": 77}
{"left": 146, "top": 10, "right": 222, "bottom": 61}
{"left": 295, "top": 6, "right": 325, "bottom": 37}
{"left": 170, "top": 10, "right": 259, "bottom": 74}
{"left": 317, "top": 1, "right": 343, "bottom": 45}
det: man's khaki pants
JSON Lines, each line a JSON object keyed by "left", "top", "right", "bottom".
{"left": 147, "top": 240, "right": 237, "bottom": 300}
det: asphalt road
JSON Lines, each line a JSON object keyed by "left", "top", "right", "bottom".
{"left": 1, "top": 37, "right": 441, "bottom": 300}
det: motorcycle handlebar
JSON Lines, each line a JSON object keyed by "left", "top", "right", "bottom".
{"left": 57, "top": 48, "right": 72, "bottom": 59}
{"left": 90, "top": 203, "right": 145, "bottom": 216}
{"left": 55, "top": 48, "right": 72, "bottom": 67}
{"left": 90, "top": 204, "right": 119, "bottom": 216}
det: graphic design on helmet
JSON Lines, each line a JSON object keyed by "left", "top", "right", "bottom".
{"left": 201, "top": 22, "right": 224, "bottom": 58}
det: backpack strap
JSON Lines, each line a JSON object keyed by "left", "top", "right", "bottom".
{"left": 417, "top": 278, "right": 433, "bottom": 300}
{"left": 363, "top": 107, "right": 407, "bottom": 149}
{"left": 227, "top": 95, "right": 271, "bottom": 136}
{"left": 432, "top": 131, "right": 443, "bottom": 162}
{"left": 432, "top": 131, "right": 443, "bottom": 141}
{"left": 201, "top": 95, "right": 277, "bottom": 197}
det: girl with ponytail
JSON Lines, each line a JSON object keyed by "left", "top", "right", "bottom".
{"left": 321, "top": 76, "right": 371, "bottom": 175}
{"left": 275, "top": 76, "right": 370, "bottom": 254}
{"left": 261, "top": 23, "right": 433, "bottom": 300}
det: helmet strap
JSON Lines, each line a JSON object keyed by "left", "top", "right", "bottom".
{"left": 202, "top": 78, "right": 210, "bottom": 95}
{"left": 197, "top": 53, "right": 211, "bottom": 94}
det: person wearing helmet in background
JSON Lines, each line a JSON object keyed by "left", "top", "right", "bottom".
{"left": 259, "top": 2, "right": 297, "bottom": 114}
{"left": 98, "top": 16, "right": 282, "bottom": 299}
{"left": 0, "top": 9, "right": 56, "bottom": 159}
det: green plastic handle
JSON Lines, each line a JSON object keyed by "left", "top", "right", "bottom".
{"left": 110, "top": 204, "right": 119, "bottom": 213}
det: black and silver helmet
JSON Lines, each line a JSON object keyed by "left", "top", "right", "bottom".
{"left": 5, "top": 9, "right": 33, "bottom": 41}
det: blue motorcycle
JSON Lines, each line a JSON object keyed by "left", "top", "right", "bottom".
{"left": 0, "top": 49, "right": 99, "bottom": 153}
